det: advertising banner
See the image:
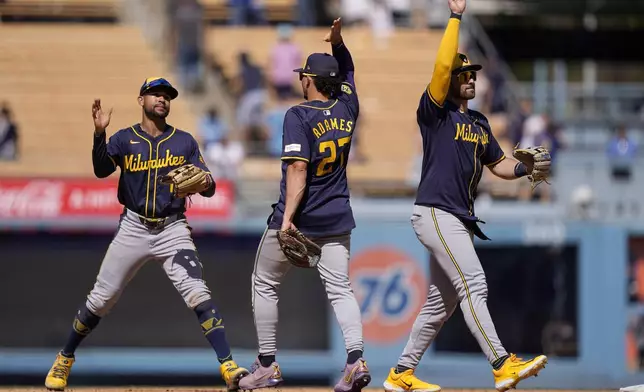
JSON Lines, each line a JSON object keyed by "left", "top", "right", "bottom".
{"left": 0, "top": 177, "right": 234, "bottom": 219}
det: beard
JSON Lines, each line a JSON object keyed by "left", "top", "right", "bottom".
{"left": 461, "top": 85, "right": 476, "bottom": 100}
{"left": 145, "top": 106, "right": 169, "bottom": 119}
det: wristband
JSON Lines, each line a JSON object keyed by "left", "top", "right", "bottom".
{"left": 514, "top": 162, "right": 528, "bottom": 178}
{"left": 450, "top": 12, "right": 462, "bottom": 20}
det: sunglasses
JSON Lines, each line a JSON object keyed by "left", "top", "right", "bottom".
{"left": 457, "top": 71, "right": 477, "bottom": 82}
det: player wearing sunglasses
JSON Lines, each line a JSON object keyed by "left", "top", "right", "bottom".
{"left": 381, "top": 1, "right": 548, "bottom": 392}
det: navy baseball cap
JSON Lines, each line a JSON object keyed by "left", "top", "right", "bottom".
{"left": 139, "top": 77, "right": 179, "bottom": 100}
{"left": 451, "top": 53, "right": 482, "bottom": 75}
{"left": 293, "top": 53, "right": 339, "bottom": 78}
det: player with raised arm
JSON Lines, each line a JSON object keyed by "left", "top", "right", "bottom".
{"left": 239, "top": 19, "right": 371, "bottom": 392}
{"left": 44, "top": 78, "right": 248, "bottom": 392}
{"left": 382, "top": 1, "right": 551, "bottom": 392}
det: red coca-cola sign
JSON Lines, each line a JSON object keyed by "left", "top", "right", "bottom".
{"left": 0, "top": 178, "right": 234, "bottom": 219}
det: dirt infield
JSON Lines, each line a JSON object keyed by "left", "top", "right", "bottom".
{"left": 0, "top": 388, "right": 618, "bottom": 392}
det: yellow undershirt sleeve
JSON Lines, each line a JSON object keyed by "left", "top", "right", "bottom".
{"left": 428, "top": 17, "right": 461, "bottom": 107}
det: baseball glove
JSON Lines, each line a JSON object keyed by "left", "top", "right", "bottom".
{"left": 159, "top": 164, "right": 211, "bottom": 198}
{"left": 512, "top": 145, "right": 552, "bottom": 189}
{"left": 277, "top": 228, "right": 322, "bottom": 268}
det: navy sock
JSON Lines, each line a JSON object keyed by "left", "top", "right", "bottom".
{"left": 62, "top": 305, "right": 101, "bottom": 357}
{"left": 395, "top": 365, "right": 412, "bottom": 374}
{"left": 194, "top": 301, "right": 232, "bottom": 363}
{"left": 492, "top": 355, "right": 509, "bottom": 370}
{"left": 258, "top": 354, "right": 275, "bottom": 367}
{"left": 347, "top": 350, "right": 363, "bottom": 364}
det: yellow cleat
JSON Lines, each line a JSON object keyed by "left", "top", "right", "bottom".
{"left": 45, "top": 352, "right": 75, "bottom": 391}
{"left": 383, "top": 367, "right": 441, "bottom": 392}
{"left": 220, "top": 360, "right": 250, "bottom": 391}
{"left": 493, "top": 354, "right": 548, "bottom": 392}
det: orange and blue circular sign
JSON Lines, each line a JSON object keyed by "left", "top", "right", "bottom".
{"left": 350, "top": 246, "right": 427, "bottom": 344}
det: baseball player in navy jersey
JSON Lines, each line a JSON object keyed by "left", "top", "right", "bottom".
{"left": 382, "top": 1, "right": 550, "bottom": 392}
{"left": 239, "top": 19, "right": 370, "bottom": 392}
{"left": 45, "top": 77, "right": 248, "bottom": 391}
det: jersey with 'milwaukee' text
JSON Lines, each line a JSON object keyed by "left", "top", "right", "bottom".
{"left": 414, "top": 90, "right": 506, "bottom": 223}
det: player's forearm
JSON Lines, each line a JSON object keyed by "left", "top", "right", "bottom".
{"left": 198, "top": 175, "right": 216, "bottom": 198}
{"left": 92, "top": 132, "right": 116, "bottom": 178}
{"left": 283, "top": 163, "right": 308, "bottom": 223}
{"left": 489, "top": 157, "right": 527, "bottom": 180}
{"left": 332, "top": 42, "right": 355, "bottom": 75}
{"left": 428, "top": 14, "right": 461, "bottom": 105}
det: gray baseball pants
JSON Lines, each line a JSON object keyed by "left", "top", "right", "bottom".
{"left": 397, "top": 206, "right": 508, "bottom": 369}
{"left": 251, "top": 228, "right": 364, "bottom": 355}
{"left": 85, "top": 209, "right": 211, "bottom": 317}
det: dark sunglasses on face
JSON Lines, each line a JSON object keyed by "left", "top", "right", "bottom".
{"left": 457, "top": 71, "right": 477, "bottom": 82}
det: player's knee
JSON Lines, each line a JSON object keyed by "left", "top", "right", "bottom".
{"left": 86, "top": 279, "right": 122, "bottom": 317}
{"left": 426, "top": 286, "right": 454, "bottom": 321}
{"left": 454, "top": 271, "right": 487, "bottom": 299}
{"left": 171, "top": 249, "right": 211, "bottom": 308}
{"left": 456, "top": 281, "right": 488, "bottom": 304}
{"left": 322, "top": 274, "right": 353, "bottom": 302}
{"left": 173, "top": 249, "right": 204, "bottom": 280}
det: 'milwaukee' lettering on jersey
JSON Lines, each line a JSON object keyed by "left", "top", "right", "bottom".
{"left": 312, "top": 117, "right": 353, "bottom": 139}
{"left": 123, "top": 149, "right": 186, "bottom": 172}
{"left": 454, "top": 123, "right": 489, "bottom": 145}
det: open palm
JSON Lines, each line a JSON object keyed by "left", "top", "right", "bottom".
{"left": 92, "top": 99, "right": 113, "bottom": 133}
{"left": 448, "top": 0, "right": 466, "bottom": 14}
{"left": 324, "top": 18, "right": 343, "bottom": 45}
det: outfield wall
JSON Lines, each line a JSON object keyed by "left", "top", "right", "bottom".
{"left": 1, "top": 200, "right": 644, "bottom": 389}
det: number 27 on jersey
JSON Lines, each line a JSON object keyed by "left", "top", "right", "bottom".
{"left": 316, "top": 136, "right": 351, "bottom": 177}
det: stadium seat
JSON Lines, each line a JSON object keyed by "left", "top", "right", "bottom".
{"left": 206, "top": 26, "right": 443, "bottom": 187}
{"left": 0, "top": 0, "right": 121, "bottom": 20}
{"left": 0, "top": 24, "right": 196, "bottom": 177}
{"left": 200, "top": 0, "right": 295, "bottom": 23}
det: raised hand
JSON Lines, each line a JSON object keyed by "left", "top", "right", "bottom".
{"left": 92, "top": 98, "right": 113, "bottom": 134}
{"left": 324, "top": 17, "right": 343, "bottom": 45}
{"left": 448, "top": 0, "right": 466, "bottom": 14}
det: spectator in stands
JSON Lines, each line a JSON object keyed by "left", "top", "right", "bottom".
{"left": 229, "top": 0, "right": 266, "bottom": 25}
{"left": 199, "top": 107, "right": 229, "bottom": 149}
{"left": 606, "top": 123, "right": 638, "bottom": 181}
{"left": 170, "top": 0, "right": 205, "bottom": 94}
{"left": 297, "top": 0, "right": 317, "bottom": 26}
{"left": 0, "top": 102, "right": 18, "bottom": 161}
{"left": 519, "top": 111, "right": 547, "bottom": 149}
{"left": 485, "top": 56, "right": 508, "bottom": 114}
{"left": 369, "top": 0, "right": 395, "bottom": 49}
{"left": 269, "top": 24, "right": 302, "bottom": 100}
{"left": 234, "top": 51, "right": 269, "bottom": 155}
{"left": 535, "top": 115, "right": 563, "bottom": 165}
{"left": 508, "top": 99, "right": 532, "bottom": 146}
{"left": 205, "top": 134, "right": 246, "bottom": 181}
{"left": 339, "top": 0, "right": 370, "bottom": 25}
{"left": 518, "top": 111, "right": 556, "bottom": 203}
{"left": 264, "top": 95, "right": 293, "bottom": 157}
{"left": 389, "top": 0, "right": 412, "bottom": 27}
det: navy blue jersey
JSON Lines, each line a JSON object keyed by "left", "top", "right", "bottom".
{"left": 92, "top": 123, "right": 213, "bottom": 218}
{"left": 268, "top": 43, "right": 359, "bottom": 237}
{"left": 414, "top": 90, "right": 505, "bottom": 222}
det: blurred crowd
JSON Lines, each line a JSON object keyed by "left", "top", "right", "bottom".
{"left": 165, "top": 0, "right": 643, "bottom": 204}
{"left": 0, "top": 102, "right": 19, "bottom": 162}
{"left": 1, "top": 0, "right": 640, "bottom": 207}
